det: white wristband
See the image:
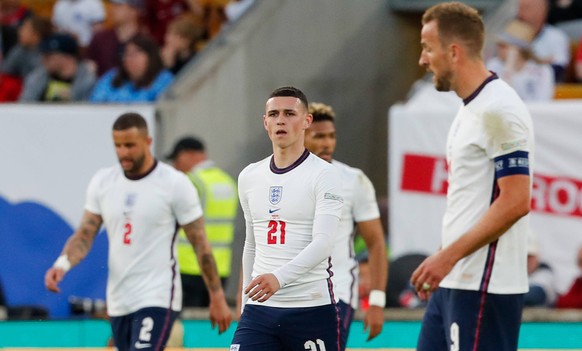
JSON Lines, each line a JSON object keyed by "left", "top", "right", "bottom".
{"left": 369, "top": 290, "right": 386, "bottom": 307}
{"left": 53, "top": 255, "right": 71, "bottom": 273}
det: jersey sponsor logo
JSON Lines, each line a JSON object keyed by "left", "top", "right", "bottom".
{"left": 134, "top": 341, "right": 152, "bottom": 349}
{"left": 269, "top": 208, "right": 280, "bottom": 214}
{"left": 230, "top": 345, "right": 240, "bottom": 351}
{"left": 324, "top": 193, "right": 344, "bottom": 203}
{"left": 269, "top": 186, "right": 283, "bottom": 205}
{"left": 401, "top": 152, "right": 582, "bottom": 218}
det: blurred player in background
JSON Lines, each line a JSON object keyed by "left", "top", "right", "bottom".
{"left": 231, "top": 86, "right": 344, "bottom": 350}
{"left": 412, "top": 3, "right": 534, "bottom": 351}
{"left": 45, "top": 112, "right": 232, "bottom": 351}
{"left": 305, "top": 102, "right": 387, "bottom": 349}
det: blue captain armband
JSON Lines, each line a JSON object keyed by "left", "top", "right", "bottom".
{"left": 494, "top": 150, "right": 530, "bottom": 178}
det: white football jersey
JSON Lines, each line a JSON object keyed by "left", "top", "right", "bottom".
{"left": 239, "top": 150, "right": 343, "bottom": 308}
{"left": 441, "top": 75, "right": 534, "bottom": 294}
{"left": 85, "top": 161, "right": 203, "bottom": 316}
{"left": 331, "top": 160, "right": 380, "bottom": 309}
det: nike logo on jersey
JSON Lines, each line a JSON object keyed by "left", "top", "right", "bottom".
{"left": 134, "top": 341, "right": 152, "bottom": 349}
{"left": 269, "top": 208, "right": 280, "bottom": 213}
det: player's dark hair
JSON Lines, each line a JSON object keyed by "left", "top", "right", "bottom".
{"left": 308, "top": 102, "right": 336, "bottom": 123}
{"left": 269, "top": 86, "right": 308, "bottom": 109}
{"left": 113, "top": 112, "right": 149, "bottom": 132}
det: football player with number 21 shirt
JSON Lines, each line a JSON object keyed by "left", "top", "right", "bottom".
{"left": 231, "top": 86, "right": 344, "bottom": 351}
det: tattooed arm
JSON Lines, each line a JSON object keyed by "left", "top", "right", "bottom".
{"left": 182, "top": 216, "right": 232, "bottom": 333}
{"left": 45, "top": 210, "right": 103, "bottom": 293}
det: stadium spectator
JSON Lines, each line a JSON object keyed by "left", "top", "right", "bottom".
{"left": 0, "top": 15, "right": 51, "bottom": 101}
{"left": 1, "top": 15, "right": 52, "bottom": 79}
{"left": 518, "top": 0, "right": 571, "bottom": 82}
{"left": 144, "top": 0, "right": 203, "bottom": 45}
{"left": 166, "top": 136, "right": 238, "bottom": 308}
{"left": 19, "top": 33, "right": 96, "bottom": 102}
{"left": 161, "top": 15, "right": 203, "bottom": 75}
{"left": 52, "top": 0, "right": 106, "bottom": 48}
{"left": 0, "top": 0, "right": 32, "bottom": 29}
{"left": 486, "top": 20, "right": 555, "bottom": 101}
{"left": 86, "top": 0, "right": 145, "bottom": 77}
{"left": 555, "top": 245, "right": 582, "bottom": 308}
{"left": 89, "top": 34, "right": 173, "bottom": 103}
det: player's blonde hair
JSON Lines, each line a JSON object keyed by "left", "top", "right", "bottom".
{"left": 308, "top": 102, "right": 336, "bottom": 123}
{"left": 422, "top": 2, "right": 485, "bottom": 59}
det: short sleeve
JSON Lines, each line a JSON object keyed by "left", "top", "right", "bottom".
{"left": 172, "top": 172, "right": 203, "bottom": 226}
{"left": 483, "top": 108, "right": 531, "bottom": 159}
{"left": 314, "top": 164, "right": 343, "bottom": 219}
{"left": 352, "top": 171, "right": 380, "bottom": 222}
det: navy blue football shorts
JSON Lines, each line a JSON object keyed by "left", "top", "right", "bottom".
{"left": 336, "top": 299, "right": 355, "bottom": 351}
{"left": 417, "top": 288, "right": 524, "bottom": 351}
{"left": 231, "top": 304, "right": 341, "bottom": 351}
{"left": 110, "top": 307, "right": 179, "bottom": 351}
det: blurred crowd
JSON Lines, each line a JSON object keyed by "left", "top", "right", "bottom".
{"left": 0, "top": 0, "right": 254, "bottom": 103}
{"left": 485, "top": 0, "right": 582, "bottom": 102}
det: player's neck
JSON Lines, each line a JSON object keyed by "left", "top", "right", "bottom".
{"left": 454, "top": 60, "right": 491, "bottom": 100}
{"left": 128, "top": 155, "right": 156, "bottom": 179}
{"left": 272, "top": 143, "right": 307, "bottom": 169}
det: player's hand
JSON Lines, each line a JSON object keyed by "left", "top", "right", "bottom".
{"left": 364, "top": 305, "right": 384, "bottom": 341}
{"left": 45, "top": 267, "right": 66, "bottom": 293}
{"left": 410, "top": 250, "right": 455, "bottom": 300}
{"left": 245, "top": 273, "right": 280, "bottom": 303}
{"left": 208, "top": 293, "right": 233, "bottom": 334}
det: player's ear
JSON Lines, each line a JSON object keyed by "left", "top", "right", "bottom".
{"left": 449, "top": 43, "right": 461, "bottom": 62}
{"left": 304, "top": 113, "right": 313, "bottom": 130}
{"left": 263, "top": 114, "right": 268, "bottom": 130}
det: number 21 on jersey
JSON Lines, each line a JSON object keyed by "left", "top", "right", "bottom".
{"left": 267, "top": 220, "right": 286, "bottom": 244}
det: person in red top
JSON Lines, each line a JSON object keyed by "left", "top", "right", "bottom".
{"left": 555, "top": 245, "right": 582, "bottom": 308}
{"left": 144, "top": 0, "right": 203, "bottom": 45}
{"left": 86, "top": 0, "right": 145, "bottom": 77}
{"left": 0, "top": 0, "right": 32, "bottom": 29}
